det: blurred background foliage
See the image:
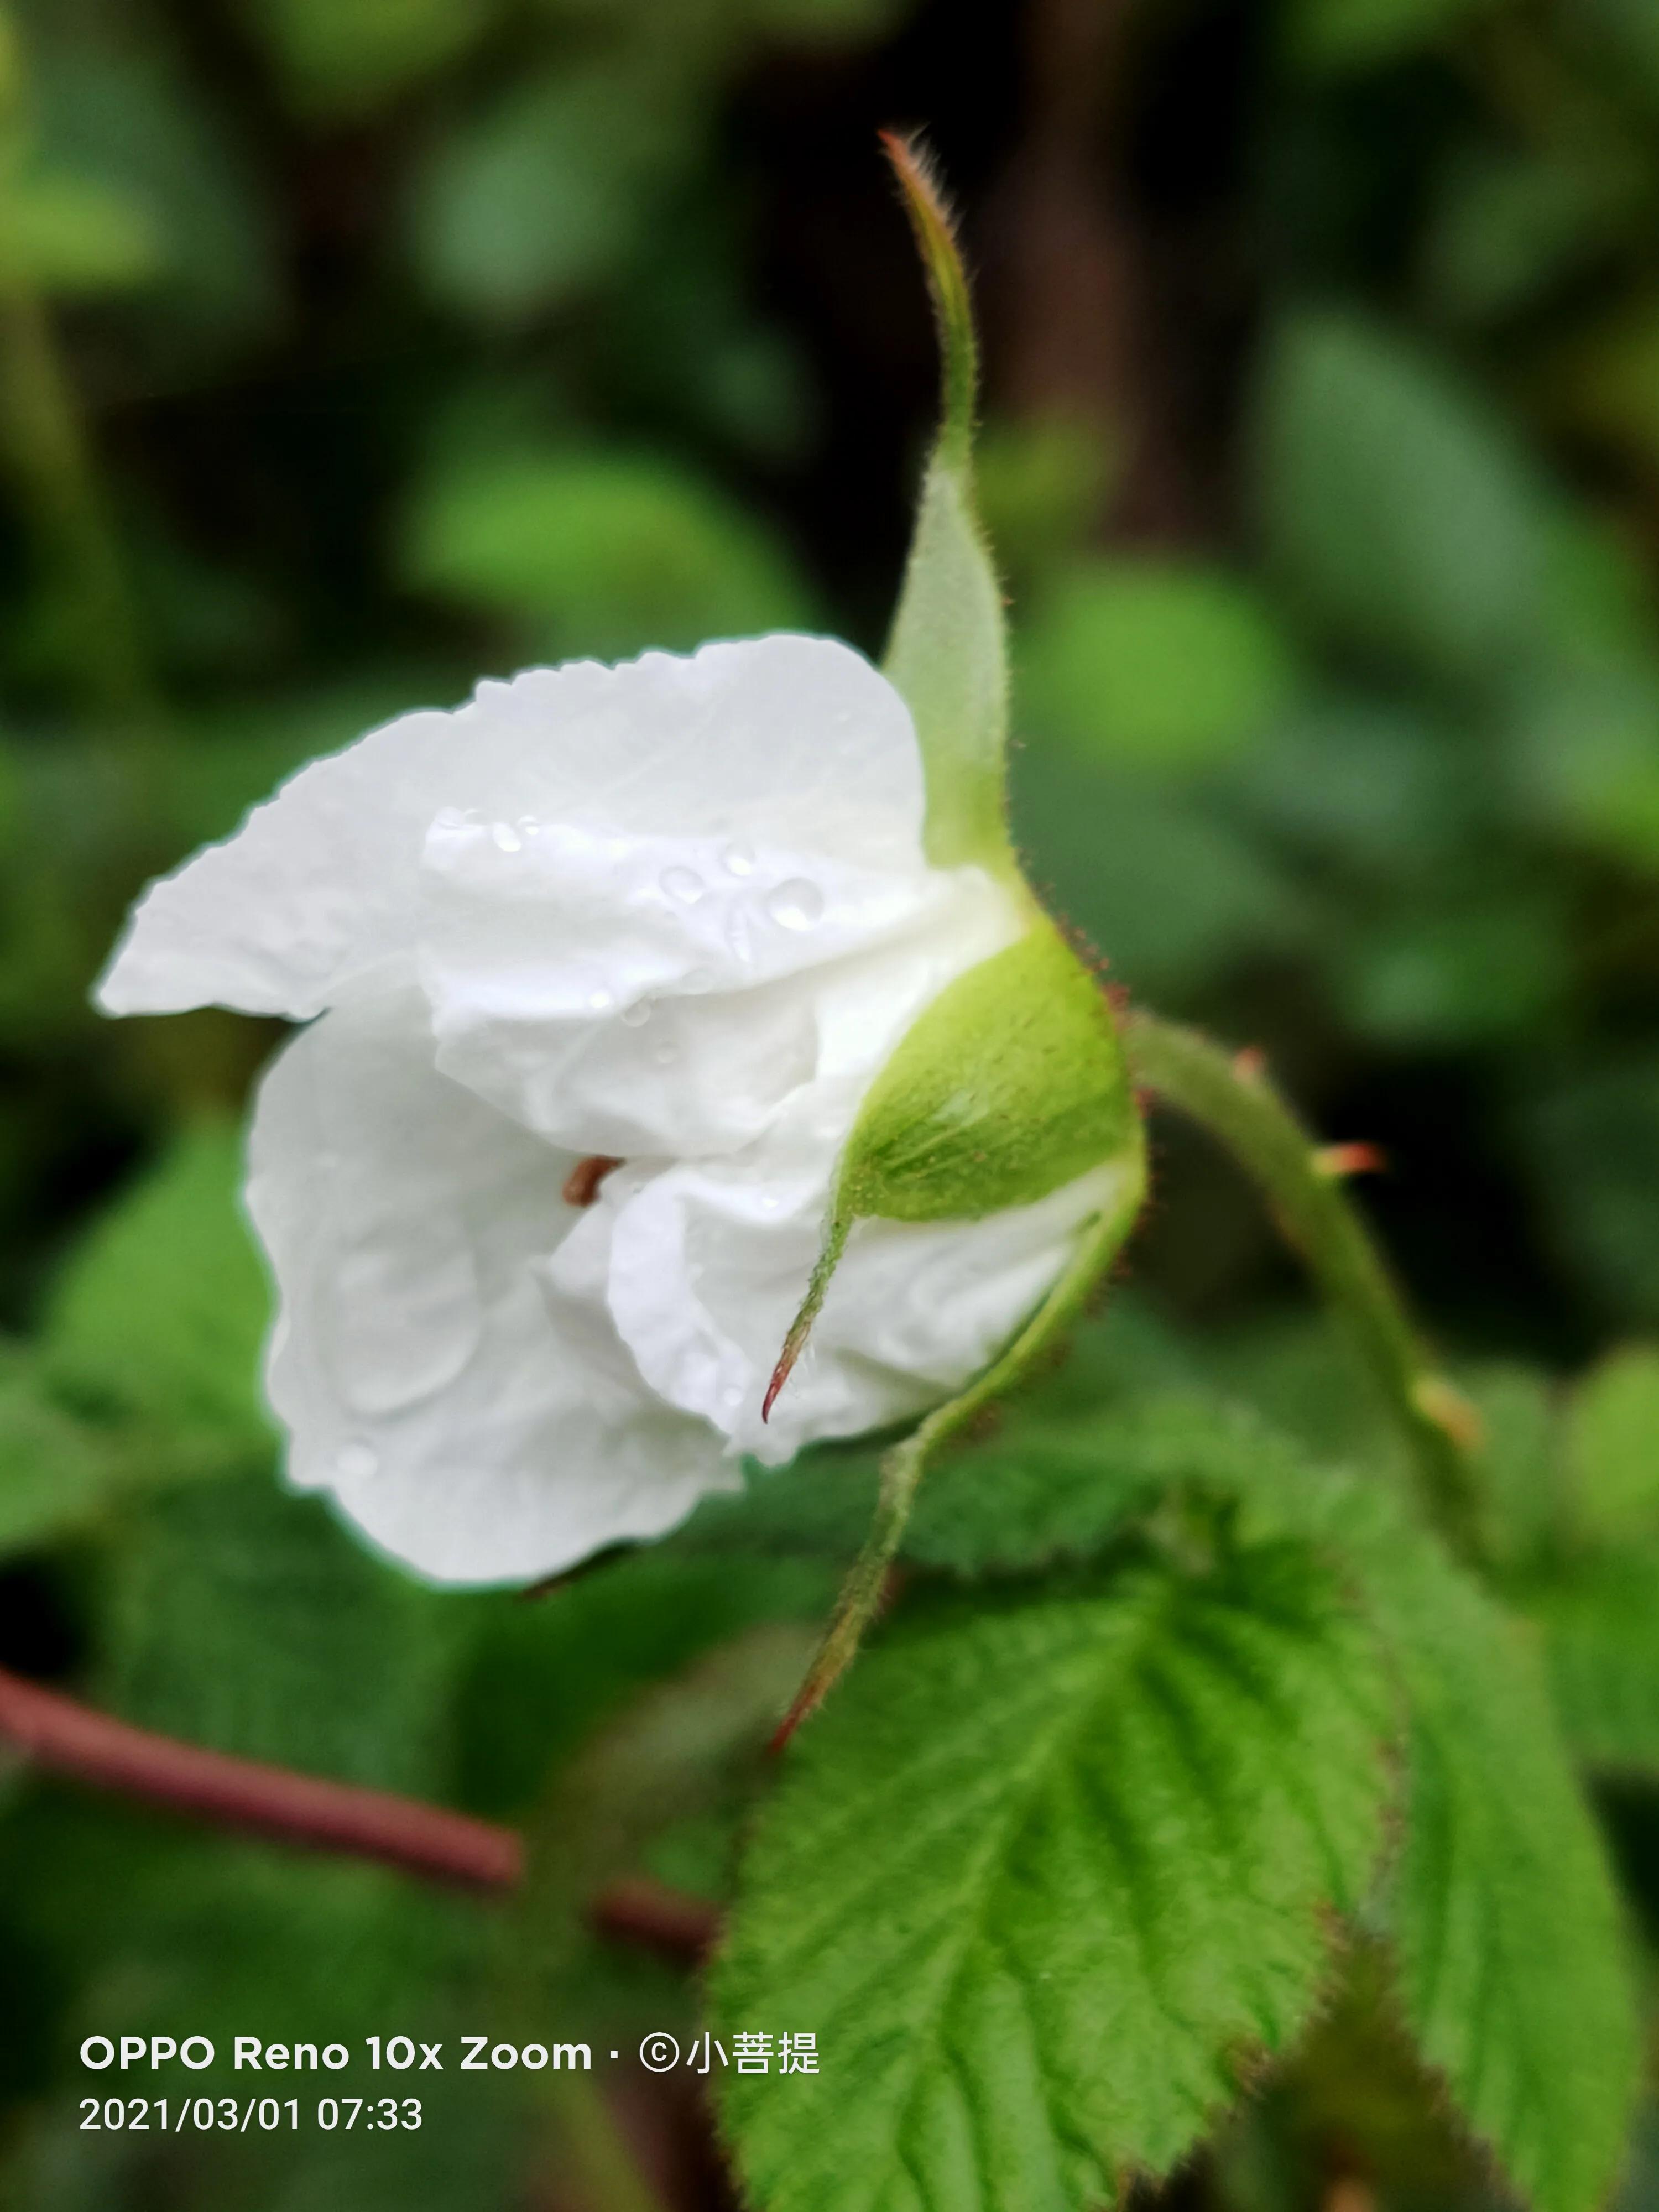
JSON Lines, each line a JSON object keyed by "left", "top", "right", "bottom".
{"left": 1, "top": 0, "right": 1658, "bottom": 2204}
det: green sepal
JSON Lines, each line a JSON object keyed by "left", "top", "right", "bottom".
{"left": 880, "top": 133, "right": 1014, "bottom": 879}
{"left": 841, "top": 920, "right": 1138, "bottom": 1223}
{"left": 765, "top": 921, "right": 1143, "bottom": 1418}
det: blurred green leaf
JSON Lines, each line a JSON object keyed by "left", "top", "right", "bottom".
{"left": 1419, "top": 149, "right": 1625, "bottom": 326}
{"left": 975, "top": 416, "right": 1116, "bottom": 586}
{"left": 43, "top": 1118, "right": 272, "bottom": 1458}
{"left": 246, "top": 0, "right": 499, "bottom": 115}
{"left": 25, "top": 31, "right": 278, "bottom": 351}
{"left": 410, "top": 67, "right": 698, "bottom": 322}
{"left": 0, "top": 1337, "right": 124, "bottom": 1558}
{"left": 1462, "top": 1360, "right": 1559, "bottom": 1568}
{"left": 1286, "top": 0, "right": 1496, "bottom": 72}
{"left": 1564, "top": 1344, "right": 1659, "bottom": 1546}
{"left": 1229, "top": 697, "right": 1473, "bottom": 868}
{"left": 403, "top": 442, "right": 813, "bottom": 657}
{"left": 517, "top": 1623, "right": 815, "bottom": 1986}
{"left": 1336, "top": 889, "right": 1571, "bottom": 1046}
{"left": 1529, "top": 1552, "right": 1659, "bottom": 1773}
{"left": 452, "top": 1547, "right": 836, "bottom": 1819}
{"left": 1550, "top": 298, "right": 1659, "bottom": 476}
{"left": 1512, "top": 667, "right": 1659, "bottom": 875}
{"left": 713, "top": 1541, "right": 1390, "bottom": 2212}
{"left": 100, "top": 1473, "right": 461, "bottom": 1792}
{"left": 1257, "top": 312, "right": 1548, "bottom": 688}
{"left": 1013, "top": 749, "right": 1306, "bottom": 999}
{"left": 1018, "top": 560, "right": 1301, "bottom": 773}
{"left": 1524, "top": 1057, "right": 1659, "bottom": 1326}
{"left": 0, "top": 167, "right": 164, "bottom": 294}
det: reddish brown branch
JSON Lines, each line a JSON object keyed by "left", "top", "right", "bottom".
{"left": 591, "top": 1875, "right": 721, "bottom": 1964}
{"left": 0, "top": 1663, "right": 521, "bottom": 1888}
{"left": 0, "top": 1666, "right": 721, "bottom": 1961}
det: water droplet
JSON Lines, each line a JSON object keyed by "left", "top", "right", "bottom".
{"left": 722, "top": 839, "right": 755, "bottom": 878}
{"left": 619, "top": 998, "right": 651, "bottom": 1027}
{"left": 682, "top": 966, "right": 713, "bottom": 995}
{"left": 491, "top": 821, "right": 521, "bottom": 853}
{"left": 660, "top": 866, "right": 703, "bottom": 905}
{"left": 335, "top": 1438, "right": 378, "bottom": 1481}
{"left": 515, "top": 814, "right": 541, "bottom": 836}
{"left": 721, "top": 1385, "right": 744, "bottom": 1410}
{"left": 654, "top": 1041, "right": 680, "bottom": 1067}
{"left": 765, "top": 877, "right": 823, "bottom": 932}
{"left": 759, "top": 1193, "right": 781, "bottom": 1215}
{"left": 587, "top": 985, "right": 615, "bottom": 1015}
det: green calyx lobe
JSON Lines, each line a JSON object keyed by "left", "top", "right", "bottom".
{"left": 764, "top": 920, "right": 1142, "bottom": 1421}
{"left": 879, "top": 133, "right": 1015, "bottom": 883}
{"left": 760, "top": 142, "right": 1147, "bottom": 1426}
{"left": 842, "top": 921, "right": 1137, "bottom": 1222}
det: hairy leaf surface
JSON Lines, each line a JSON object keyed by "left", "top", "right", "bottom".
{"left": 713, "top": 1542, "right": 1390, "bottom": 2212}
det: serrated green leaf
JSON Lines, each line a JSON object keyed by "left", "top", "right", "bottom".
{"left": 43, "top": 1118, "right": 272, "bottom": 1459}
{"left": 1377, "top": 1549, "right": 1640, "bottom": 2212}
{"left": 902, "top": 1399, "right": 1301, "bottom": 1578}
{"left": 713, "top": 1541, "right": 1390, "bottom": 2212}
{"left": 1564, "top": 1344, "right": 1659, "bottom": 1546}
{"left": 1234, "top": 1469, "right": 1642, "bottom": 2212}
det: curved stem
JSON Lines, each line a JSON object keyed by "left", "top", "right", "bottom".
{"left": 0, "top": 1662, "right": 522, "bottom": 1888}
{"left": 773, "top": 1151, "right": 1148, "bottom": 1744}
{"left": 1122, "top": 1009, "right": 1483, "bottom": 1561}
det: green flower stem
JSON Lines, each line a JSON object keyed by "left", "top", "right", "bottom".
{"left": 774, "top": 1152, "right": 1149, "bottom": 1743}
{"left": 1122, "top": 1008, "right": 1483, "bottom": 1561}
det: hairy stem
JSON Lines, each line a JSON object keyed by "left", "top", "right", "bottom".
{"left": 774, "top": 1151, "right": 1148, "bottom": 1743}
{"left": 1123, "top": 1009, "right": 1483, "bottom": 1559}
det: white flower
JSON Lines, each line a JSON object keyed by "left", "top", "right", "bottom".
{"left": 97, "top": 634, "right": 1120, "bottom": 1585}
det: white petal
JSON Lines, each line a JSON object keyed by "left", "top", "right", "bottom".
{"left": 601, "top": 1150, "right": 1133, "bottom": 1465}
{"left": 98, "top": 636, "right": 921, "bottom": 1021}
{"left": 418, "top": 815, "right": 988, "bottom": 1155}
{"left": 97, "top": 707, "right": 457, "bottom": 1019}
{"left": 244, "top": 992, "right": 733, "bottom": 1586}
